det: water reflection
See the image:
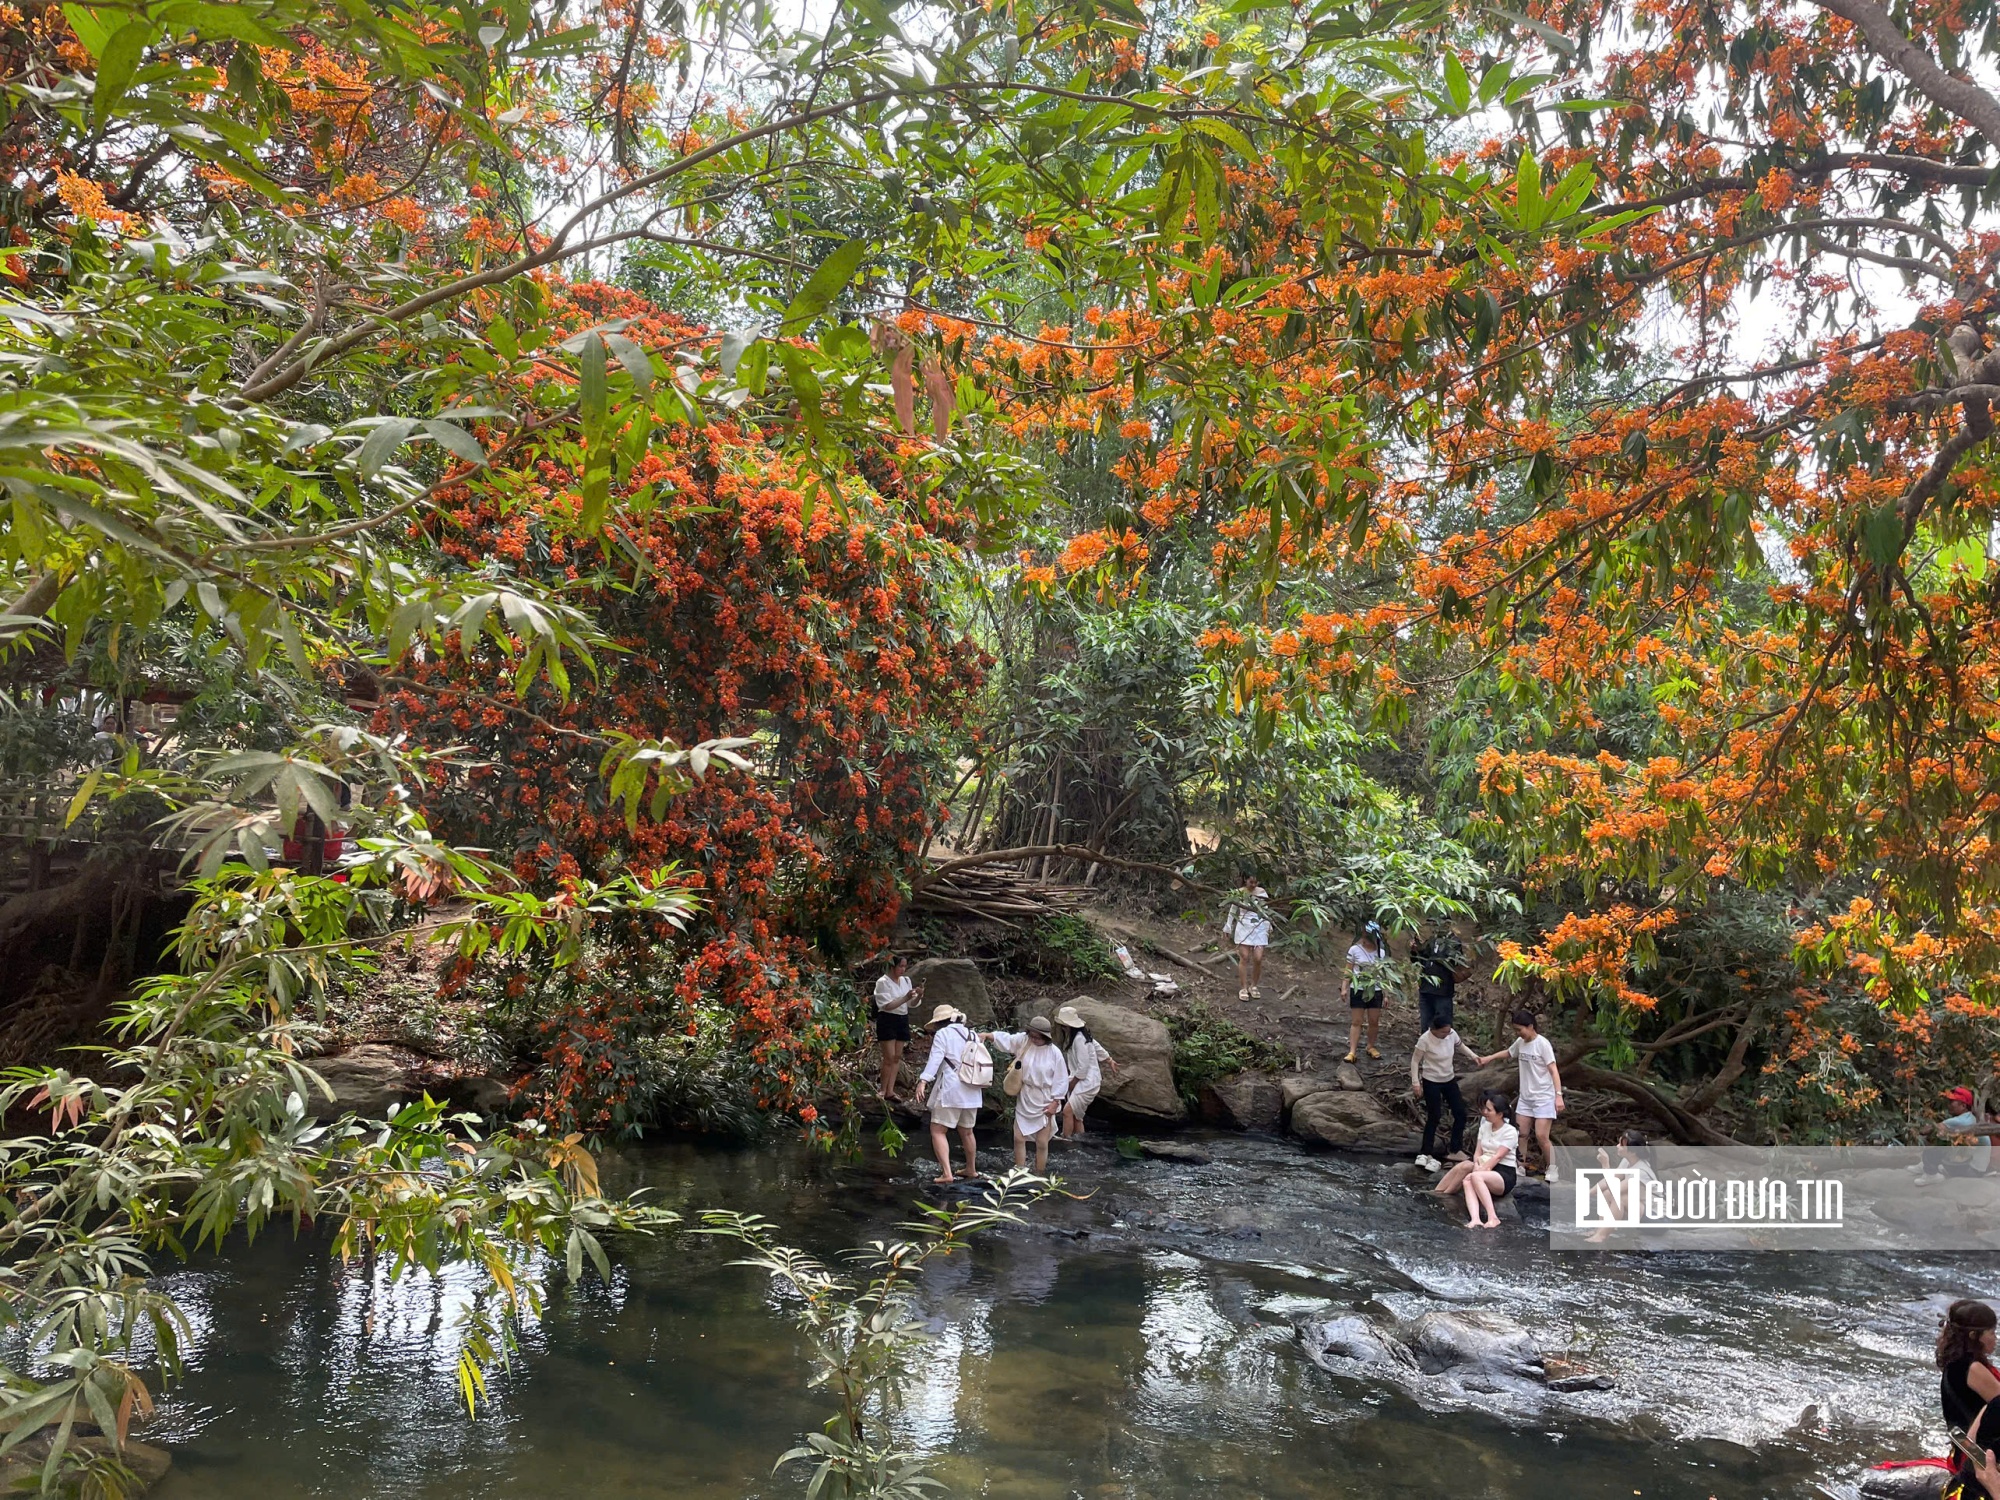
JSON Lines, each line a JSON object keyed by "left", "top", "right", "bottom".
{"left": 128, "top": 1135, "right": 1993, "bottom": 1500}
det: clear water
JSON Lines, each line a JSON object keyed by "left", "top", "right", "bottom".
{"left": 137, "top": 1133, "right": 1991, "bottom": 1499}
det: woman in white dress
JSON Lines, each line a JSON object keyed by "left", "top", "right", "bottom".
{"left": 984, "top": 1015, "right": 1072, "bottom": 1172}
{"left": 1224, "top": 873, "right": 1274, "bottom": 1000}
{"left": 1054, "top": 1004, "right": 1116, "bottom": 1139}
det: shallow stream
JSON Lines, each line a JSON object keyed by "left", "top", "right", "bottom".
{"left": 140, "top": 1133, "right": 1995, "bottom": 1499}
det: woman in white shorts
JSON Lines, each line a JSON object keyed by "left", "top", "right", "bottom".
{"left": 1225, "top": 873, "right": 1274, "bottom": 999}
{"left": 1055, "top": 1005, "right": 1116, "bottom": 1139}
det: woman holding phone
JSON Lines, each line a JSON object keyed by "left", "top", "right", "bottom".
{"left": 1942, "top": 1300, "right": 2000, "bottom": 1498}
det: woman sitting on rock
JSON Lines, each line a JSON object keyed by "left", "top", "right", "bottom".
{"left": 1432, "top": 1092, "right": 1518, "bottom": 1229}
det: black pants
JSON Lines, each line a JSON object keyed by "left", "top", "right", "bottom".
{"left": 1421, "top": 1079, "right": 1467, "bottom": 1159}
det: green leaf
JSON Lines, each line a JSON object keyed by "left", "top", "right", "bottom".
{"left": 355, "top": 418, "right": 417, "bottom": 480}
{"left": 1443, "top": 51, "right": 1471, "bottom": 113}
{"left": 719, "top": 328, "right": 756, "bottom": 379}
{"left": 580, "top": 334, "right": 608, "bottom": 426}
{"left": 603, "top": 332, "right": 654, "bottom": 391}
{"left": 423, "top": 419, "right": 486, "bottom": 467}
{"left": 780, "top": 238, "right": 868, "bottom": 335}
{"left": 1861, "top": 502, "right": 1905, "bottom": 570}
{"left": 93, "top": 20, "right": 154, "bottom": 122}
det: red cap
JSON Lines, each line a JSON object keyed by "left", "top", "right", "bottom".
{"left": 1946, "top": 1087, "right": 1977, "bottom": 1109}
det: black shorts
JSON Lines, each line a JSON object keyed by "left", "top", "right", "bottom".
{"left": 1348, "top": 988, "right": 1384, "bottom": 1010}
{"left": 875, "top": 1011, "right": 911, "bottom": 1042}
{"left": 1492, "top": 1164, "right": 1517, "bottom": 1197}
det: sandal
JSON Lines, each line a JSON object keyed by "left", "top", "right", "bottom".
{"left": 1238, "top": 988, "right": 1250, "bottom": 1001}
{"left": 1342, "top": 1051, "right": 1357, "bottom": 1064}
{"left": 1366, "top": 1046, "right": 1381, "bottom": 1060}
{"left": 1249, "top": 986, "right": 1262, "bottom": 998}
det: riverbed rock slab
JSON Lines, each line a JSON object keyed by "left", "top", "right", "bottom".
{"left": 1051, "top": 996, "right": 1185, "bottom": 1125}
{"left": 1290, "top": 1089, "right": 1409, "bottom": 1151}
{"left": 1201, "top": 1071, "right": 1283, "bottom": 1132}
{"left": 1861, "top": 1465, "right": 1950, "bottom": 1500}
{"left": 910, "top": 958, "right": 995, "bottom": 1028}
{"left": 308, "top": 1044, "right": 424, "bottom": 1118}
{"left": 1334, "top": 1062, "right": 1366, "bottom": 1091}
{"left": 1139, "top": 1140, "right": 1213, "bottom": 1165}
{"left": 1299, "top": 1312, "right": 1420, "bottom": 1377}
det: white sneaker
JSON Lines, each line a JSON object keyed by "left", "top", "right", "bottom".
{"left": 1545, "top": 1166, "right": 1560, "bottom": 1184}
{"left": 1916, "top": 1171, "right": 1944, "bottom": 1186}
{"left": 1414, "top": 1154, "right": 1441, "bottom": 1172}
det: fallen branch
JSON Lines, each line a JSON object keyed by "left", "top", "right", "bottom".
{"left": 912, "top": 843, "right": 1210, "bottom": 895}
{"left": 1565, "top": 1062, "right": 1740, "bottom": 1145}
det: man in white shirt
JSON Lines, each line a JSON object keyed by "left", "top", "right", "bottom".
{"left": 918, "top": 1005, "right": 985, "bottom": 1183}
{"left": 1477, "top": 1008, "right": 1565, "bottom": 1180}
{"left": 1410, "top": 1019, "right": 1480, "bottom": 1172}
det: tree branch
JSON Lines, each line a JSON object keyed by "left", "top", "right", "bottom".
{"left": 1812, "top": 0, "right": 2000, "bottom": 144}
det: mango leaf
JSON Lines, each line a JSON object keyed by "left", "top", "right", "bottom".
{"left": 780, "top": 238, "right": 868, "bottom": 335}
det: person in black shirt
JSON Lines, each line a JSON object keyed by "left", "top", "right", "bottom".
{"left": 1941, "top": 1300, "right": 2000, "bottom": 1500}
{"left": 1413, "top": 930, "right": 1475, "bottom": 1033}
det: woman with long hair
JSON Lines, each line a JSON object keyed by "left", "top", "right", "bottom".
{"left": 1941, "top": 1300, "right": 2000, "bottom": 1499}
{"left": 1433, "top": 1092, "right": 1518, "bottom": 1229}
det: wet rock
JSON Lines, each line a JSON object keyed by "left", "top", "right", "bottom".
{"left": 1554, "top": 1126, "right": 1593, "bottom": 1148}
{"left": 441, "top": 1070, "right": 515, "bottom": 1117}
{"left": 1290, "top": 1089, "right": 1409, "bottom": 1151}
{"left": 1201, "top": 1072, "right": 1283, "bottom": 1132}
{"left": 1050, "top": 997, "right": 1185, "bottom": 1125}
{"left": 1335, "top": 1062, "right": 1366, "bottom": 1091}
{"left": 910, "top": 958, "right": 995, "bottom": 1027}
{"left": 1139, "top": 1140, "right": 1212, "bottom": 1165}
{"left": 1404, "top": 1309, "right": 1546, "bottom": 1382}
{"left": 1299, "top": 1312, "right": 1420, "bottom": 1377}
{"left": 1861, "top": 1465, "right": 1950, "bottom": 1500}
{"left": 308, "top": 1044, "right": 423, "bottom": 1118}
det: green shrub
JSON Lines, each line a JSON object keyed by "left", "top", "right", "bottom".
{"left": 993, "top": 913, "right": 1121, "bottom": 984}
{"left": 1165, "top": 1001, "right": 1289, "bottom": 1108}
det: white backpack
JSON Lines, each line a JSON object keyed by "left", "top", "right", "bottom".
{"left": 952, "top": 1026, "right": 994, "bottom": 1088}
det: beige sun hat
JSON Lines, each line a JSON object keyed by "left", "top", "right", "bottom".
{"left": 1054, "top": 1005, "right": 1086, "bottom": 1029}
{"left": 924, "top": 1004, "right": 964, "bottom": 1029}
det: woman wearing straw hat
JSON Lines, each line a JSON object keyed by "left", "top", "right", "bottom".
{"left": 1054, "top": 1005, "right": 1116, "bottom": 1140}
{"left": 983, "top": 1014, "right": 1072, "bottom": 1173}
{"left": 917, "top": 1004, "right": 989, "bottom": 1184}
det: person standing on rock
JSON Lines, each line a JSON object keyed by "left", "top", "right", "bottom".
{"left": 1478, "top": 1009, "right": 1564, "bottom": 1182}
{"left": 918, "top": 1005, "right": 989, "bottom": 1184}
{"left": 1224, "top": 873, "right": 1274, "bottom": 1000}
{"left": 1410, "top": 1017, "right": 1480, "bottom": 1172}
{"left": 985, "top": 1015, "right": 1071, "bottom": 1172}
{"left": 1412, "top": 929, "right": 1474, "bottom": 1033}
{"left": 1055, "top": 1004, "right": 1117, "bottom": 1140}
{"left": 873, "top": 955, "right": 919, "bottom": 1104}
{"left": 1343, "top": 921, "right": 1388, "bottom": 1063}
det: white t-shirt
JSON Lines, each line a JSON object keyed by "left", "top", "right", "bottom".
{"left": 1227, "top": 891, "right": 1272, "bottom": 947}
{"left": 1509, "top": 1034, "right": 1558, "bottom": 1107}
{"left": 1347, "top": 941, "right": 1385, "bottom": 993}
{"left": 873, "top": 974, "right": 913, "bottom": 1016}
{"left": 919, "top": 1023, "right": 985, "bottom": 1111}
{"left": 1410, "top": 1028, "right": 1466, "bottom": 1086}
{"left": 1477, "top": 1118, "right": 1519, "bottom": 1169}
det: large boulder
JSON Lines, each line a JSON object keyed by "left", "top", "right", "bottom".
{"left": 1404, "top": 1309, "right": 1546, "bottom": 1382}
{"left": 308, "top": 1044, "right": 424, "bottom": 1118}
{"left": 1299, "top": 1313, "right": 1419, "bottom": 1378}
{"left": 1279, "top": 1073, "right": 1333, "bottom": 1119}
{"left": 1201, "top": 1071, "right": 1283, "bottom": 1132}
{"left": 1290, "top": 1089, "right": 1411, "bottom": 1151}
{"left": 909, "top": 958, "right": 995, "bottom": 1028}
{"left": 1048, "top": 996, "right": 1185, "bottom": 1125}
